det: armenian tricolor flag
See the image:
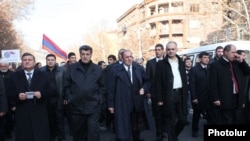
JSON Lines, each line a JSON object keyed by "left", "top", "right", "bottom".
{"left": 42, "top": 34, "right": 67, "bottom": 60}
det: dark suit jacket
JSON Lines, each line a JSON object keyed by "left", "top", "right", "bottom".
{"left": 145, "top": 58, "right": 160, "bottom": 116}
{"left": 189, "top": 63, "right": 210, "bottom": 109}
{"left": 8, "top": 70, "right": 50, "bottom": 141}
{"left": 209, "top": 58, "right": 250, "bottom": 109}
{"left": 145, "top": 58, "right": 157, "bottom": 94}
{"left": 40, "top": 65, "right": 64, "bottom": 108}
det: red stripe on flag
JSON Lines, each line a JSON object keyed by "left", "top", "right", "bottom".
{"left": 42, "top": 34, "right": 67, "bottom": 60}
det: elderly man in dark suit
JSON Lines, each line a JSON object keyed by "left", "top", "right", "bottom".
{"left": 145, "top": 43, "right": 165, "bottom": 141}
{"left": 0, "top": 59, "right": 14, "bottom": 139}
{"left": 8, "top": 52, "right": 50, "bottom": 141}
{"left": 209, "top": 44, "right": 250, "bottom": 124}
{"left": 108, "top": 50, "right": 150, "bottom": 141}
{"left": 155, "top": 41, "right": 188, "bottom": 141}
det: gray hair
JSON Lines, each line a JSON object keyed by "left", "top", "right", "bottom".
{"left": 0, "top": 58, "right": 9, "bottom": 65}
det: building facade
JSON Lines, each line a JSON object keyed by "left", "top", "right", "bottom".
{"left": 117, "top": 0, "right": 224, "bottom": 60}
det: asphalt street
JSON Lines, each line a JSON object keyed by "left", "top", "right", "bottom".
{"left": 6, "top": 112, "right": 205, "bottom": 141}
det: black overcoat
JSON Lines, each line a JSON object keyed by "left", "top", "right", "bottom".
{"left": 155, "top": 55, "right": 188, "bottom": 115}
{"left": 209, "top": 58, "right": 250, "bottom": 109}
{"left": 107, "top": 62, "right": 150, "bottom": 140}
{"left": 8, "top": 70, "right": 50, "bottom": 141}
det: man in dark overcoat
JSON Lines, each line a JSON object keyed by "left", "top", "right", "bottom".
{"left": 189, "top": 52, "right": 213, "bottom": 137}
{"left": 209, "top": 44, "right": 250, "bottom": 124}
{"left": 8, "top": 52, "right": 50, "bottom": 141}
{"left": 155, "top": 41, "right": 188, "bottom": 141}
{"left": 145, "top": 43, "right": 165, "bottom": 141}
{"left": 0, "top": 59, "right": 13, "bottom": 140}
{"left": 108, "top": 50, "right": 150, "bottom": 141}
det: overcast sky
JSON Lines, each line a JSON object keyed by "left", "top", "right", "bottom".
{"left": 14, "top": 0, "right": 142, "bottom": 51}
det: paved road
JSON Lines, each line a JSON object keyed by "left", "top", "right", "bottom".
{"left": 6, "top": 113, "right": 206, "bottom": 141}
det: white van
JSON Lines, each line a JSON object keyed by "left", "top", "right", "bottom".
{"left": 177, "top": 41, "right": 250, "bottom": 66}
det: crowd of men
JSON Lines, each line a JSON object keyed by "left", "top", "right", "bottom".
{"left": 0, "top": 41, "right": 250, "bottom": 141}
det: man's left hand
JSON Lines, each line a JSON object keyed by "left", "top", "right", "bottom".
{"left": 34, "top": 91, "right": 41, "bottom": 99}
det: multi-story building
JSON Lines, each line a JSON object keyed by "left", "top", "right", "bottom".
{"left": 117, "top": 0, "right": 224, "bottom": 59}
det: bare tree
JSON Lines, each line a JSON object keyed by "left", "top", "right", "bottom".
{"left": 221, "top": 0, "right": 250, "bottom": 40}
{"left": 83, "top": 22, "right": 118, "bottom": 63}
{"left": 0, "top": 0, "right": 34, "bottom": 56}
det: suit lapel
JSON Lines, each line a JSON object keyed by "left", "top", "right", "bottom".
{"left": 152, "top": 58, "right": 157, "bottom": 74}
{"left": 132, "top": 64, "right": 143, "bottom": 86}
{"left": 153, "top": 58, "right": 157, "bottom": 64}
{"left": 118, "top": 65, "right": 131, "bottom": 87}
{"left": 30, "top": 70, "right": 39, "bottom": 90}
{"left": 20, "top": 70, "right": 29, "bottom": 90}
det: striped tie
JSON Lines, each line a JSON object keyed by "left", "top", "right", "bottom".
{"left": 27, "top": 73, "right": 32, "bottom": 87}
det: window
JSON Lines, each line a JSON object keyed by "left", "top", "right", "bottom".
{"left": 171, "top": 2, "right": 183, "bottom": 12}
{"left": 150, "top": 6, "right": 156, "bottom": 15}
{"left": 190, "top": 4, "right": 199, "bottom": 12}
{"left": 211, "top": 1, "right": 219, "bottom": 11}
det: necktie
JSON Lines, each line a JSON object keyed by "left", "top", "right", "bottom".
{"left": 27, "top": 73, "right": 32, "bottom": 87}
{"left": 127, "top": 66, "right": 132, "bottom": 83}
{"left": 229, "top": 62, "right": 239, "bottom": 94}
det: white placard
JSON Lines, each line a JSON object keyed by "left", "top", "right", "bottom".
{"left": 1, "top": 49, "right": 21, "bottom": 63}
